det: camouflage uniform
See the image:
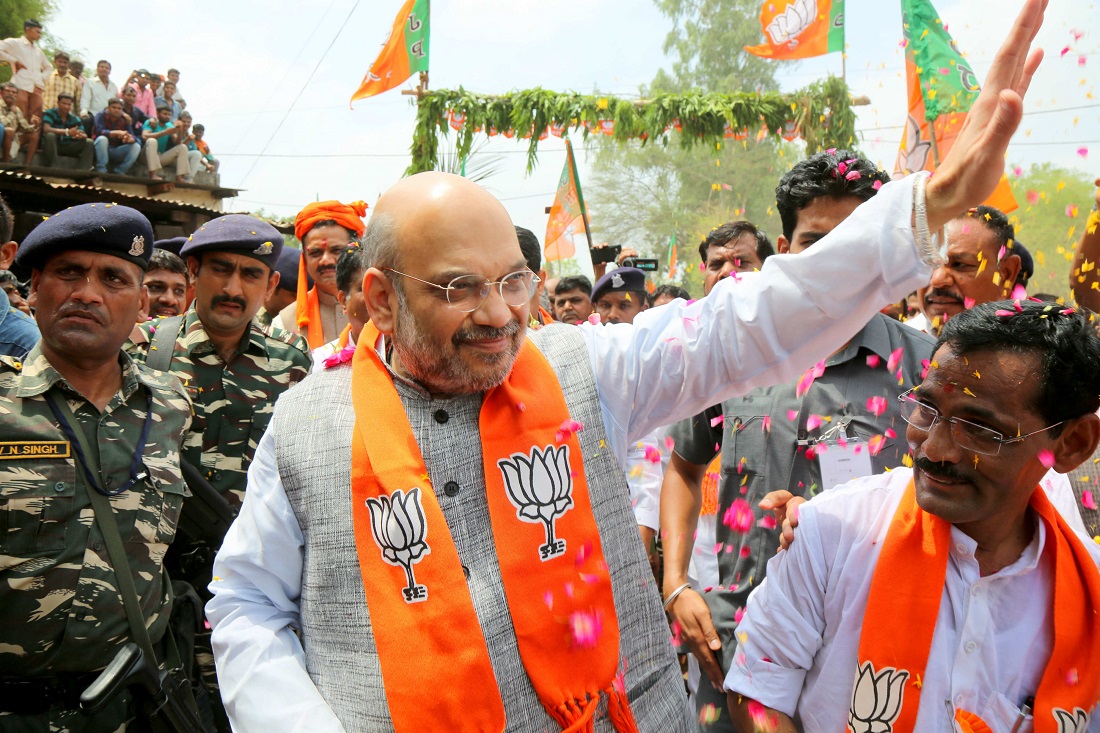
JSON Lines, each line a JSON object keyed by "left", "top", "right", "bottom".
{"left": 254, "top": 307, "right": 274, "bottom": 329}
{"left": 127, "top": 305, "right": 312, "bottom": 509}
{"left": 0, "top": 345, "right": 192, "bottom": 731}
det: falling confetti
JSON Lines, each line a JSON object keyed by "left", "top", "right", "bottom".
{"left": 1038, "top": 449, "right": 1055, "bottom": 469}
{"left": 867, "top": 396, "right": 888, "bottom": 416}
{"left": 1083, "top": 489, "right": 1097, "bottom": 511}
{"left": 569, "top": 610, "right": 603, "bottom": 649}
{"left": 723, "top": 498, "right": 754, "bottom": 534}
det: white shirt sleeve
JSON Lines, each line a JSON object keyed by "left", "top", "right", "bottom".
{"left": 625, "top": 429, "right": 665, "bottom": 531}
{"left": 577, "top": 175, "right": 931, "bottom": 465}
{"left": 723, "top": 500, "right": 831, "bottom": 715}
{"left": 79, "top": 81, "right": 91, "bottom": 117}
{"left": 206, "top": 431, "right": 348, "bottom": 733}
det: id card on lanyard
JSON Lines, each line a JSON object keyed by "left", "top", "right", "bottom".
{"left": 816, "top": 438, "right": 874, "bottom": 490}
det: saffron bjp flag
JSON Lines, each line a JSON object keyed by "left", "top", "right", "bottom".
{"left": 894, "top": 0, "right": 1017, "bottom": 212}
{"left": 545, "top": 138, "right": 591, "bottom": 262}
{"left": 350, "top": 0, "right": 430, "bottom": 104}
{"left": 744, "top": 0, "right": 845, "bottom": 60}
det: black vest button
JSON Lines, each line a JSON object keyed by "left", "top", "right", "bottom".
{"left": 443, "top": 481, "right": 460, "bottom": 497}
{"left": 433, "top": 409, "right": 449, "bottom": 424}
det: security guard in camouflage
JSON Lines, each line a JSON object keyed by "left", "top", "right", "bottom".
{"left": 0, "top": 203, "right": 192, "bottom": 732}
{"left": 127, "top": 215, "right": 312, "bottom": 509}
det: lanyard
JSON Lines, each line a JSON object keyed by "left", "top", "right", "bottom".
{"left": 45, "top": 389, "right": 153, "bottom": 497}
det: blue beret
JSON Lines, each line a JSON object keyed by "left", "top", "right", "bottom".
{"left": 154, "top": 236, "right": 186, "bottom": 256}
{"left": 591, "top": 267, "right": 647, "bottom": 302}
{"left": 180, "top": 214, "right": 283, "bottom": 269}
{"left": 15, "top": 202, "right": 154, "bottom": 271}
{"left": 273, "top": 246, "right": 301, "bottom": 293}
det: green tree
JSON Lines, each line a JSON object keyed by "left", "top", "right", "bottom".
{"left": 585, "top": 0, "right": 796, "bottom": 297}
{"left": 652, "top": 0, "right": 783, "bottom": 93}
{"left": 1006, "top": 164, "right": 1096, "bottom": 299}
{"left": 0, "top": 1, "right": 62, "bottom": 84}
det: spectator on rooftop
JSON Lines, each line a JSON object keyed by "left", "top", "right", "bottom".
{"left": 155, "top": 80, "right": 182, "bottom": 122}
{"left": 41, "top": 92, "right": 92, "bottom": 168}
{"left": 148, "top": 73, "right": 162, "bottom": 97}
{"left": 80, "top": 59, "right": 118, "bottom": 128}
{"left": 120, "top": 83, "right": 148, "bottom": 139}
{"left": 122, "top": 68, "right": 157, "bottom": 117}
{"left": 42, "top": 51, "right": 80, "bottom": 114}
{"left": 69, "top": 59, "right": 85, "bottom": 88}
{"left": 92, "top": 97, "right": 140, "bottom": 174}
{"left": 192, "top": 124, "right": 219, "bottom": 173}
{"left": 177, "top": 111, "right": 204, "bottom": 181}
{"left": 0, "top": 20, "right": 52, "bottom": 122}
{"left": 142, "top": 102, "right": 189, "bottom": 182}
{"left": 0, "top": 81, "right": 40, "bottom": 164}
{"left": 166, "top": 68, "right": 186, "bottom": 108}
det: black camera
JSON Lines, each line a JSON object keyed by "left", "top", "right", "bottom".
{"left": 590, "top": 244, "right": 622, "bottom": 264}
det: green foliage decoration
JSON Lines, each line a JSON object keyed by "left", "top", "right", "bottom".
{"left": 408, "top": 76, "right": 856, "bottom": 175}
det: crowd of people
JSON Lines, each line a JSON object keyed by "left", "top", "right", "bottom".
{"left": 0, "top": 19, "right": 219, "bottom": 180}
{"left": 2, "top": 2, "right": 1100, "bottom": 732}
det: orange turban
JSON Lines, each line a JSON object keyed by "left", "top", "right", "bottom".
{"left": 293, "top": 199, "right": 368, "bottom": 242}
{"left": 293, "top": 200, "right": 369, "bottom": 348}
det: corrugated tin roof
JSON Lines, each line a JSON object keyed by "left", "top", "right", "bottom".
{"left": 0, "top": 168, "right": 238, "bottom": 217}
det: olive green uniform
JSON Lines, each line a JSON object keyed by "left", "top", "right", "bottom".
{"left": 127, "top": 306, "right": 311, "bottom": 509}
{"left": 0, "top": 345, "right": 192, "bottom": 731}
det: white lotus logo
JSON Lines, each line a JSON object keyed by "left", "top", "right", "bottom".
{"left": 366, "top": 488, "right": 431, "bottom": 603}
{"left": 895, "top": 114, "right": 932, "bottom": 176}
{"left": 848, "top": 661, "right": 908, "bottom": 733}
{"left": 765, "top": 0, "right": 818, "bottom": 46}
{"left": 499, "top": 445, "right": 575, "bottom": 561}
{"left": 1054, "top": 707, "right": 1090, "bottom": 733}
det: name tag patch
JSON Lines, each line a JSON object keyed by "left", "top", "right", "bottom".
{"left": 0, "top": 441, "right": 71, "bottom": 459}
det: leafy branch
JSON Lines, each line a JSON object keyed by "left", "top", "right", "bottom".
{"left": 408, "top": 76, "right": 856, "bottom": 175}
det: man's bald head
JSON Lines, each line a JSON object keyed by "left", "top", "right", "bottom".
{"left": 366, "top": 172, "right": 519, "bottom": 270}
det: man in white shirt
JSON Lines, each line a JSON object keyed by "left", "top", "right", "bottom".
{"left": 726, "top": 299, "right": 1100, "bottom": 733}
{"left": 0, "top": 19, "right": 52, "bottom": 121}
{"left": 80, "top": 59, "right": 119, "bottom": 120}
{"left": 206, "top": 1, "right": 1048, "bottom": 729}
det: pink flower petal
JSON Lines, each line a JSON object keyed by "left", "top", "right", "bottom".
{"left": 1083, "top": 489, "right": 1097, "bottom": 511}
{"left": 887, "top": 347, "right": 904, "bottom": 374}
{"left": 1038, "top": 449, "right": 1055, "bottom": 469}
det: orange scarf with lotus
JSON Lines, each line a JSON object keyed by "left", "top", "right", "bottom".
{"left": 349, "top": 321, "right": 639, "bottom": 733}
{"left": 850, "top": 480, "right": 1100, "bottom": 733}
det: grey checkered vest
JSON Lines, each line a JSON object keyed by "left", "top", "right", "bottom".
{"left": 272, "top": 324, "right": 691, "bottom": 732}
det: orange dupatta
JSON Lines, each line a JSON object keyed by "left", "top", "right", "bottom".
{"left": 349, "top": 322, "right": 638, "bottom": 732}
{"left": 851, "top": 481, "right": 1100, "bottom": 733}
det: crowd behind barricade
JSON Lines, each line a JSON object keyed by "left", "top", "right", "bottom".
{"left": 0, "top": 19, "right": 219, "bottom": 181}
{"left": 4, "top": 3, "right": 1100, "bottom": 733}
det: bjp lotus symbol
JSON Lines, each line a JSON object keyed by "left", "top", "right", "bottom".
{"left": 366, "top": 488, "right": 431, "bottom": 603}
{"left": 499, "top": 445, "right": 575, "bottom": 561}
{"left": 848, "top": 661, "right": 908, "bottom": 733}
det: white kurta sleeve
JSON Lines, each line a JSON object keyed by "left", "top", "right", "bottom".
{"left": 578, "top": 175, "right": 931, "bottom": 464}
{"left": 206, "top": 431, "right": 347, "bottom": 733}
{"left": 723, "top": 502, "right": 832, "bottom": 715}
{"left": 624, "top": 429, "right": 665, "bottom": 531}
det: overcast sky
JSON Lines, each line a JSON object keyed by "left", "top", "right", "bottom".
{"left": 48, "top": 0, "right": 1098, "bottom": 265}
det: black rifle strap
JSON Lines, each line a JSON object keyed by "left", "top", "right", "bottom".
{"left": 146, "top": 315, "right": 185, "bottom": 373}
